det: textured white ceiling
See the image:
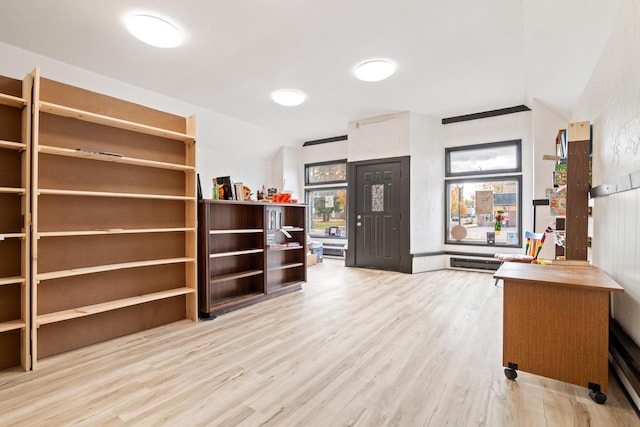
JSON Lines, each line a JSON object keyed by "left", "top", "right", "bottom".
{"left": 0, "top": 0, "right": 624, "bottom": 142}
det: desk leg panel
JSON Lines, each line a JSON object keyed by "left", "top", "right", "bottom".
{"left": 503, "top": 280, "right": 610, "bottom": 392}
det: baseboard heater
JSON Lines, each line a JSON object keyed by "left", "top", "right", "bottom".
{"left": 449, "top": 257, "right": 501, "bottom": 271}
{"left": 609, "top": 318, "right": 640, "bottom": 410}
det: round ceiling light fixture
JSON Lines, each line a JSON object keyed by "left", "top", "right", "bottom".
{"left": 271, "top": 89, "right": 306, "bottom": 106}
{"left": 354, "top": 59, "right": 396, "bottom": 82}
{"left": 126, "top": 14, "right": 183, "bottom": 48}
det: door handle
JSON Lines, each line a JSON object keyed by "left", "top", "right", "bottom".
{"left": 357, "top": 222, "right": 362, "bottom": 227}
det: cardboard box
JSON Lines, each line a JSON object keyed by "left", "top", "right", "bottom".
{"left": 307, "top": 252, "right": 317, "bottom": 266}
{"left": 311, "top": 245, "right": 323, "bottom": 262}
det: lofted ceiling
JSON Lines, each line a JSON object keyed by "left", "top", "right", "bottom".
{"left": 0, "top": 0, "right": 624, "bottom": 143}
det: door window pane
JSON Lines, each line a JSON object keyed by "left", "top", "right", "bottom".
{"left": 371, "top": 184, "right": 384, "bottom": 212}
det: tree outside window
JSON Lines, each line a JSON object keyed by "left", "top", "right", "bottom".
{"left": 308, "top": 189, "right": 347, "bottom": 237}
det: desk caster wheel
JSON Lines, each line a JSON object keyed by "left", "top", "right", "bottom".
{"left": 589, "top": 389, "right": 607, "bottom": 404}
{"left": 504, "top": 368, "right": 517, "bottom": 380}
{"left": 588, "top": 382, "right": 606, "bottom": 404}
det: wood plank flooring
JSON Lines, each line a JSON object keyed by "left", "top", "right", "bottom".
{"left": 0, "top": 259, "right": 638, "bottom": 426}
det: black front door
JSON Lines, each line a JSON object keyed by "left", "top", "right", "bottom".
{"left": 353, "top": 161, "right": 402, "bottom": 270}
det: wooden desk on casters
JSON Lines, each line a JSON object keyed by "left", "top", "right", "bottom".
{"left": 493, "top": 262, "right": 624, "bottom": 404}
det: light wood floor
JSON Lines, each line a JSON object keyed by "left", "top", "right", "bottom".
{"left": 1, "top": 259, "right": 638, "bottom": 426}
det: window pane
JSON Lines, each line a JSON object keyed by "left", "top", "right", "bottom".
{"left": 371, "top": 184, "right": 384, "bottom": 212}
{"left": 306, "top": 162, "right": 347, "bottom": 184}
{"left": 445, "top": 177, "right": 521, "bottom": 246}
{"left": 447, "top": 140, "right": 520, "bottom": 176}
{"left": 307, "top": 188, "right": 347, "bottom": 237}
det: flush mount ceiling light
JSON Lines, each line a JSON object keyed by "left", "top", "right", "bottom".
{"left": 126, "top": 14, "right": 183, "bottom": 48}
{"left": 271, "top": 89, "right": 306, "bottom": 106}
{"left": 354, "top": 59, "right": 396, "bottom": 82}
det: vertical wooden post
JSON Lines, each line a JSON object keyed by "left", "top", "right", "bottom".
{"left": 185, "top": 115, "right": 198, "bottom": 321}
{"left": 565, "top": 121, "right": 590, "bottom": 260}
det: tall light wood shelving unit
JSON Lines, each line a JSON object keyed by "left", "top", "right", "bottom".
{"left": 0, "top": 73, "right": 31, "bottom": 371}
{"left": 30, "top": 68, "right": 197, "bottom": 367}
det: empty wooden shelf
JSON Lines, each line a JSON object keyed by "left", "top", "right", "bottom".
{"left": 30, "top": 68, "right": 197, "bottom": 367}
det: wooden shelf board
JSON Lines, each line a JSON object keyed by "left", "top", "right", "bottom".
{"left": 0, "top": 276, "right": 25, "bottom": 286}
{"left": 267, "top": 262, "right": 304, "bottom": 272}
{"left": 209, "top": 269, "right": 263, "bottom": 284}
{"left": 209, "top": 229, "right": 263, "bottom": 235}
{"left": 38, "top": 145, "right": 194, "bottom": 171}
{"left": 39, "top": 101, "right": 195, "bottom": 143}
{"left": 0, "top": 139, "right": 26, "bottom": 150}
{"left": 37, "top": 257, "right": 195, "bottom": 281}
{"left": 267, "top": 227, "right": 305, "bottom": 233}
{"left": 0, "top": 187, "right": 26, "bottom": 194}
{"left": 0, "top": 232, "right": 26, "bottom": 239}
{"left": 0, "top": 93, "right": 26, "bottom": 108}
{"left": 209, "top": 292, "right": 264, "bottom": 311}
{"left": 267, "top": 281, "right": 303, "bottom": 294}
{"left": 267, "top": 245, "right": 303, "bottom": 251}
{"left": 38, "top": 227, "right": 195, "bottom": 238}
{"left": 0, "top": 320, "right": 26, "bottom": 333}
{"left": 38, "top": 188, "right": 192, "bottom": 201}
{"left": 209, "top": 249, "right": 264, "bottom": 258}
{"left": 37, "top": 287, "right": 195, "bottom": 326}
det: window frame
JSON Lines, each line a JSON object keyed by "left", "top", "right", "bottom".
{"left": 445, "top": 139, "right": 522, "bottom": 177}
{"left": 444, "top": 139, "right": 523, "bottom": 247}
{"left": 305, "top": 159, "right": 348, "bottom": 239}
{"left": 305, "top": 186, "right": 348, "bottom": 239}
{"left": 444, "top": 175, "right": 523, "bottom": 247}
{"left": 304, "top": 159, "right": 348, "bottom": 186}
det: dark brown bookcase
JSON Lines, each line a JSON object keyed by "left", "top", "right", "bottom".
{"left": 199, "top": 200, "right": 306, "bottom": 318}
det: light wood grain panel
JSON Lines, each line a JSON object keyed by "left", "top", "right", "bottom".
{"left": 503, "top": 280, "right": 610, "bottom": 390}
{"left": 0, "top": 261, "right": 636, "bottom": 425}
{"left": 494, "top": 262, "right": 624, "bottom": 292}
{"left": 0, "top": 92, "right": 25, "bottom": 108}
{"left": 39, "top": 101, "right": 194, "bottom": 142}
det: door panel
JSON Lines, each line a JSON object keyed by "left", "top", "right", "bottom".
{"left": 355, "top": 161, "right": 401, "bottom": 270}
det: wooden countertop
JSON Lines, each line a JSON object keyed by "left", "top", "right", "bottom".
{"left": 494, "top": 262, "right": 624, "bottom": 293}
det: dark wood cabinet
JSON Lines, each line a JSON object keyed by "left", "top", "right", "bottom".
{"left": 199, "top": 200, "right": 306, "bottom": 318}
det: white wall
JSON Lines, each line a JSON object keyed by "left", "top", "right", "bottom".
{"left": 347, "top": 112, "right": 411, "bottom": 162}
{"left": 0, "top": 41, "right": 297, "bottom": 200}
{"left": 301, "top": 140, "right": 348, "bottom": 165}
{"left": 573, "top": 0, "right": 640, "bottom": 345}
{"left": 410, "top": 112, "right": 446, "bottom": 272}
{"left": 531, "top": 99, "right": 570, "bottom": 260}
{"left": 272, "top": 146, "right": 303, "bottom": 201}
{"left": 442, "top": 111, "right": 534, "bottom": 257}
{"left": 531, "top": 99, "right": 569, "bottom": 199}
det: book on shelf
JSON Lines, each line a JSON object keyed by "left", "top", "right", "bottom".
{"left": 267, "top": 209, "right": 283, "bottom": 230}
{"left": 550, "top": 188, "right": 566, "bottom": 217}
{"left": 233, "top": 182, "right": 244, "bottom": 201}
{"left": 213, "top": 176, "right": 233, "bottom": 200}
{"left": 553, "top": 163, "right": 567, "bottom": 187}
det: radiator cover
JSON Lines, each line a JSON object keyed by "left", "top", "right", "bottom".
{"left": 450, "top": 257, "right": 501, "bottom": 271}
